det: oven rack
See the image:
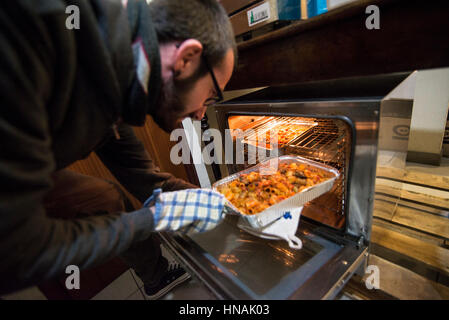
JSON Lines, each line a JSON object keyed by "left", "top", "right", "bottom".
{"left": 235, "top": 116, "right": 318, "bottom": 146}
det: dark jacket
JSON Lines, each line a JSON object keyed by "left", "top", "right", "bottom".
{"left": 0, "top": 0, "right": 195, "bottom": 294}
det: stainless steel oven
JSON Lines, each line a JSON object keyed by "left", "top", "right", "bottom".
{"left": 160, "top": 72, "right": 415, "bottom": 299}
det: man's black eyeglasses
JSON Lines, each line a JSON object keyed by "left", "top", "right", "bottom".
{"left": 202, "top": 55, "right": 224, "bottom": 106}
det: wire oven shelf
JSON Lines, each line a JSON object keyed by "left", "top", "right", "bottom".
{"left": 235, "top": 116, "right": 318, "bottom": 150}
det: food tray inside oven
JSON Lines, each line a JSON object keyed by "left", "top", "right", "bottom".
{"left": 236, "top": 118, "right": 318, "bottom": 150}
{"left": 213, "top": 155, "right": 340, "bottom": 228}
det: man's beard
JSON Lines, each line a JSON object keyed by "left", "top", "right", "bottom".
{"left": 151, "top": 74, "right": 196, "bottom": 133}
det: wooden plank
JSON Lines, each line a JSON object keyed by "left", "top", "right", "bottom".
{"left": 228, "top": 0, "right": 449, "bottom": 90}
{"left": 377, "top": 166, "right": 449, "bottom": 192}
{"left": 372, "top": 218, "right": 445, "bottom": 247}
{"left": 400, "top": 189, "right": 449, "bottom": 215}
{"left": 375, "top": 184, "right": 401, "bottom": 201}
{"left": 373, "top": 192, "right": 449, "bottom": 245}
{"left": 392, "top": 206, "right": 449, "bottom": 240}
{"left": 394, "top": 199, "right": 449, "bottom": 220}
{"left": 341, "top": 276, "right": 398, "bottom": 300}
{"left": 371, "top": 224, "right": 449, "bottom": 275}
{"left": 359, "top": 255, "right": 449, "bottom": 300}
{"left": 373, "top": 198, "right": 396, "bottom": 221}
{"left": 375, "top": 180, "right": 449, "bottom": 215}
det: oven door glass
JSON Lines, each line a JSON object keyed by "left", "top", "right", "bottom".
{"left": 160, "top": 216, "right": 365, "bottom": 300}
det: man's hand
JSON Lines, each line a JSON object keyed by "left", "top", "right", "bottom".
{"left": 143, "top": 188, "right": 226, "bottom": 234}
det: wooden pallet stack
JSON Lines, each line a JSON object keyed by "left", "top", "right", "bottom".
{"left": 341, "top": 158, "right": 449, "bottom": 300}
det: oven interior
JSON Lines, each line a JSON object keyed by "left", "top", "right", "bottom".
{"left": 226, "top": 115, "right": 352, "bottom": 231}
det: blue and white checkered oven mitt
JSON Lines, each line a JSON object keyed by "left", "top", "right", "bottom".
{"left": 143, "top": 188, "right": 227, "bottom": 234}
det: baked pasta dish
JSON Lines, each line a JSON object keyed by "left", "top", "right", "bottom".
{"left": 216, "top": 162, "right": 329, "bottom": 215}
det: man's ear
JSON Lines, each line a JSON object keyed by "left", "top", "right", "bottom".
{"left": 173, "top": 39, "right": 203, "bottom": 80}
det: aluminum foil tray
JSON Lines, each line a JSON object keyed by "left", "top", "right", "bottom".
{"left": 213, "top": 155, "right": 340, "bottom": 228}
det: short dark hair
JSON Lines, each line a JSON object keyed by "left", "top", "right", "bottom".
{"left": 148, "top": 0, "right": 237, "bottom": 74}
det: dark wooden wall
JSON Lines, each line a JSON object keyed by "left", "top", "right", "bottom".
{"left": 228, "top": 0, "right": 449, "bottom": 90}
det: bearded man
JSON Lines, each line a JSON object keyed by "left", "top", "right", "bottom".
{"left": 0, "top": 0, "right": 236, "bottom": 299}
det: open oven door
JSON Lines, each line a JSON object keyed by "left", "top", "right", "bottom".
{"left": 159, "top": 217, "right": 368, "bottom": 300}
